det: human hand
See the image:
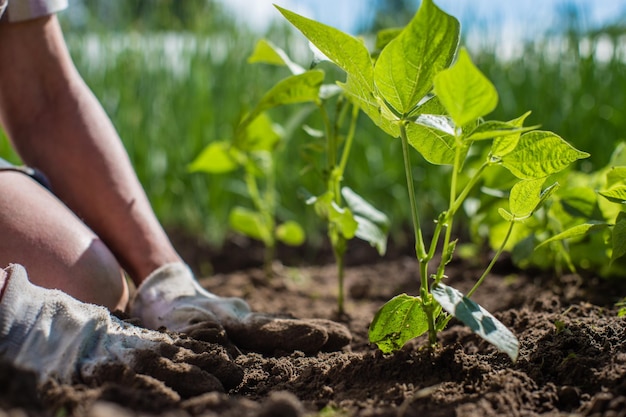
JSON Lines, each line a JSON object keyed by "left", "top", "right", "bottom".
{"left": 0, "top": 264, "right": 243, "bottom": 398}
{"left": 129, "top": 263, "right": 351, "bottom": 354}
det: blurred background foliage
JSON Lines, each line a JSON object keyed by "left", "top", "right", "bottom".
{"left": 1, "top": 0, "right": 625, "bottom": 262}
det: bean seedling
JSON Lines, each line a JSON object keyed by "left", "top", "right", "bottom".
{"left": 193, "top": 38, "right": 390, "bottom": 301}
{"left": 189, "top": 110, "right": 306, "bottom": 278}
{"left": 277, "top": 0, "right": 589, "bottom": 359}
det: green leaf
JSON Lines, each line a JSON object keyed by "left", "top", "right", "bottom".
{"left": 467, "top": 120, "right": 537, "bottom": 141}
{"left": 374, "top": 0, "right": 459, "bottom": 115}
{"left": 498, "top": 208, "right": 514, "bottom": 222}
{"left": 414, "top": 114, "right": 455, "bottom": 135}
{"left": 434, "top": 48, "right": 498, "bottom": 127}
{"left": 345, "top": 78, "right": 399, "bottom": 137}
{"left": 410, "top": 94, "right": 447, "bottom": 118}
{"left": 276, "top": 221, "right": 306, "bottom": 246}
{"left": 605, "top": 166, "right": 626, "bottom": 188}
{"left": 238, "top": 70, "right": 324, "bottom": 133}
{"left": 329, "top": 205, "right": 358, "bottom": 240}
{"left": 500, "top": 131, "right": 590, "bottom": 179}
{"left": 509, "top": 179, "right": 559, "bottom": 220}
{"left": 248, "top": 39, "right": 305, "bottom": 75}
{"left": 240, "top": 112, "right": 281, "bottom": 152}
{"left": 612, "top": 212, "right": 626, "bottom": 263}
{"left": 609, "top": 142, "right": 626, "bottom": 166}
{"left": 188, "top": 141, "right": 239, "bottom": 174}
{"left": 353, "top": 216, "right": 388, "bottom": 256}
{"left": 405, "top": 118, "right": 457, "bottom": 165}
{"left": 229, "top": 207, "right": 270, "bottom": 244}
{"left": 309, "top": 192, "right": 358, "bottom": 239}
{"left": 599, "top": 185, "right": 626, "bottom": 204}
{"left": 368, "top": 294, "right": 429, "bottom": 354}
{"left": 342, "top": 187, "right": 390, "bottom": 255}
{"left": 375, "top": 27, "right": 403, "bottom": 51}
{"left": 275, "top": 5, "right": 374, "bottom": 97}
{"left": 275, "top": 6, "right": 397, "bottom": 137}
{"left": 491, "top": 111, "right": 532, "bottom": 157}
{"left": 341, "top": 187, "right": 390, "bottom": 228}
{"left": 512, "top": 180, "right": 544, "bottom": 215}
{"left": 559, "top": 187, "right": 598, "bottom": 218}
{"left": 536, "top": 222, "right": 610, "bottom": 248}
{"left": 431, "top": 283, "right": 519, "bottom": 362}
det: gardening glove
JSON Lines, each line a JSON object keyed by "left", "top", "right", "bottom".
{"left": 0, "top": 264, "right": 243, "bottom": 398}
{"left": 129, "top": 262, "right": 351, "bottom": 354}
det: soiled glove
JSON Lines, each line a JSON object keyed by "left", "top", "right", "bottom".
{"left": 0, "top": 264, "right": 242, "bottom": 397}
{"left": 130, "top": 263, "right": 351, "bottom": 354}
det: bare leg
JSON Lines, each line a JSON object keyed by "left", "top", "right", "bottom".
{"left": 0, "top": 172, "right": 128, "bottom": 310}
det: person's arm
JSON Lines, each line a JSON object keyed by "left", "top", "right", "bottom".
{"left": 0, "top": 15, "right": 181, "bottom": 284}
{"left": 0, "top": 14, "right": 352, "bottom": 354}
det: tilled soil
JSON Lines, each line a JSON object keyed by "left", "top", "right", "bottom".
{"left": 2, "top": 253, "right": 626, "bottom": 417}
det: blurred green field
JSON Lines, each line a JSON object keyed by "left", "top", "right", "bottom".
{"left": 1, "top": 1, "right": 625, "bottom": 251}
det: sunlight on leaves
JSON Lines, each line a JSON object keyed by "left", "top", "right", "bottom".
{"left": 405, "top": 119, "right": 457, "bottom": 165}
{"left": 434, "top": 48, "right": 497, "bottom": 127}
{"left": 500, "top": 131, "right": 590, "bottom": 179}
{"left": 467, "top": 120, "right": 536, "bottom": 141}
{"left": 599, "top": 185, "right": 626, "bottom": 204}
{"left": 510, "top": 179, "right": 548, "bottom": 219}
{"left": 490, "top": 111, "right": 532, "bottom": 156}
{"left": 275, "top": 5, "right": 374, "bottom": 96}
{"left": 374, "top": 0, "right": 460, "bottom": 115}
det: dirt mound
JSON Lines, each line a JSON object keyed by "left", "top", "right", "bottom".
{"left": 2, "top": 257, "right": 626, "bottom": 416}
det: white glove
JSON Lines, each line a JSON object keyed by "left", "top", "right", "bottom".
{"left": 130, "top": 263, "right": 351, "bottom": 354}
{"left": 0, "top": 264, "right": 242, "bottom": 397}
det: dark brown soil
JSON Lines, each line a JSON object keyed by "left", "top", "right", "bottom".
{"left": 2, "top": 237, "right": 626, "bottom": 417}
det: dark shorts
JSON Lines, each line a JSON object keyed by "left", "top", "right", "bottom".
{"left": 0, "top": 157, "right": 52, "bottom": 190}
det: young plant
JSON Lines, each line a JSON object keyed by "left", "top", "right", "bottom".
{"left": 277, "top": 0, "right": 588, "bottom": 360}
{"left": 471, "top": 142, "right": 626, "bottom": 278}
{"left": 534, "top": 143, "right": 626, "bottom": 274}
{"left": 189, "top": 110, "right": 307, "bottom": 278}
{"left": 248, "top": 38, "right": 390, "bottom": 315}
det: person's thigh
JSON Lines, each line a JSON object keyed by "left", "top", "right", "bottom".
{"left": 0, "top": 171, "right": 128, "bottom": 310}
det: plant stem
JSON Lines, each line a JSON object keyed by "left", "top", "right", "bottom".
{"left": 441, "top": 139, "right": 464, "bottom": 257}
{"left": 319, "top": 104, "right": 338, "bottom": 199}
{"left": 467, "top": 220, "right": 515, "bottom": 298}
{"left": 399, "top": 122, "right": 436, "bottom": 344}
{"left": 433, "top": 161, "right": 488, "bottom": 284}
{"left": 449, "top": 162, "right": 488, "bottom": 217}
{"left": 319, "top": 101, "right": 352, "bottom": 315}
{"left": 245, "top": 167, "right": 274, "bottom": 278}
{"left": 338, "top": 104, "right": 359, "bottom": 176}
{"left": 334, "top": 239, "right": 346, "bottom": 315}
{"left": 399, "top": 122, "right": 426, "bottom": 261}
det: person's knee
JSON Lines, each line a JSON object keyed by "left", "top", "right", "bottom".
{"left": 74, "top": 239, "right": 129, "bottom": 311}
{"left": 0, "top": 170, "right": 128, "bottom": 311}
